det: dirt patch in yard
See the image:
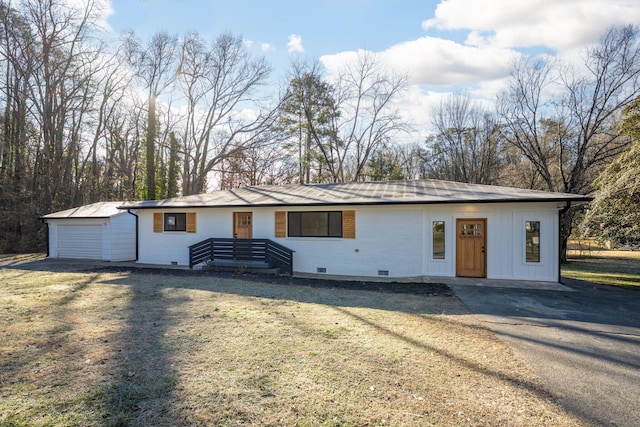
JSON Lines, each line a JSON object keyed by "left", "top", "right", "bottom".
{"left": 0, "top": 264, "right": 583, "bottom": 426}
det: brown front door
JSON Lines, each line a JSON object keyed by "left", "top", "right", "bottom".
{"left": 456, "top": 219, "right": 486, "bottom": 278}
{"left": 233, "top": 212, "right": 253, "bottom": 238}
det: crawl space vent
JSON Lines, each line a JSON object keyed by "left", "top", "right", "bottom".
{"left": 378, "top": 270, "right": 389, "bottom": 276}
{"left": 316, "top": 267, "right": 327, "bottom": 273}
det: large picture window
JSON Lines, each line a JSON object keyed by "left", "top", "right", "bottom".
{"left": 288, "top": 211, "right": 342, "bottom": 237}
{"left": 525, "top": 221, "right": 540, "bottom": 262}
{"left": 164, "top": 213, "right": 187, "bottom": 231}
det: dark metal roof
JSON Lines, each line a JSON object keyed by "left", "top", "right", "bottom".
{"left": 40, "top": 202, "right": 127, "bottom": 219}
{"left": 117, "top": 180, "right": 592, "bottom": 210}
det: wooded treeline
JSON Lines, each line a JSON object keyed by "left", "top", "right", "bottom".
{"left": 1, "top": 0, "right": 639, "bottom": 255}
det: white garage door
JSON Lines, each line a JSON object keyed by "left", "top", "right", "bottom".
{"left": 57, "top": 225, "right": 103, "bottom": 259}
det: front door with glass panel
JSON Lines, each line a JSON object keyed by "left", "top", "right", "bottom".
{"left": 456, "top": 218, "right": 486, "bottom": 278}
{"left": 232, "top": 212, "right": 253, "bottom": 260}
{"left": 233, "top": 212, "right": 253, "bottom": 238}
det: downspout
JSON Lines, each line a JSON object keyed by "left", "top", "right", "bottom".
{"left": 127, "top": 209, "right": 139, "bottom": 261}
{"left": 39, "top": 218, "right": 50, "bottom": 257}
{"left": 558, "top": 201, "right": 571, "bottom": 283}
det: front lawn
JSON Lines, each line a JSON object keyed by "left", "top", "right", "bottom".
{"left": 0, "top": 266, "right": 581, "bottom": 426}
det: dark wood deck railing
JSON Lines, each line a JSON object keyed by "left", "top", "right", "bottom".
{"left": 189, "top": 238, "right": 294, "bottom": 275}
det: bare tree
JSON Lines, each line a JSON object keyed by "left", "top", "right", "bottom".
{"left": 219, "top": 143, "right": 297, "bottom": 189}
{"left": 123, "top": 31, "right": 179, "bottom": 199}
{"left": 427, "top": 94, "right": 502, "bottom": 184}
{"left": 23, "top": 0, "right": 105, "bottom": 211}
{"left": 0, "top": 0, "right": 116, "bottom": 251}
{"left": 0, "top": 0, "right": 110, "bottom": 213}
{"left": 102, "top": 99, "right": 144, "bottom": 200}
{"left": 177, "top": 32, "right": 275, "bottom": 195}
{"left": 279, "top": 54, "right": 408, "bottom": 183}
{"left": 497, "top": 25, "right": 640, "bottom": 261}
{"left": 333, "top": 51, "right": 408, "bottom": 181}
{"left": 0, "top": 1, "right": 34, "bottom": 191}
{"left": 75, "top": 53, "right": 131, "bottom": 203}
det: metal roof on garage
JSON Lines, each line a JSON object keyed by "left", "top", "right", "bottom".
{"left": 117, "top": 179, "right": 592, "bottom": 210}
{"left": 40, "top": 202, "right": 127, "bottom": 219}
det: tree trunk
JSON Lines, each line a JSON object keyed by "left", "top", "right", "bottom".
{"left": 559, "top": 206, "right": 576, "bottom": 264}
{"left": 146, "top": 95, "right": 156, "bottom": 199}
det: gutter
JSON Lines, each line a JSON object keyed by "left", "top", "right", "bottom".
{"left": 127, "top": 209, "right": 139, "bottom": 261}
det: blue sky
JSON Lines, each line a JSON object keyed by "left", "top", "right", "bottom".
{"left": 106, "top": 0, "right": 640, "bottom": 139}
{"left": 108, "top": 0, "right": 447, "bottom": 57}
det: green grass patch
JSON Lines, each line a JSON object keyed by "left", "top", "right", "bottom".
{"left": 563, "top": 251, "right": 640, "bottom": 290}
{"left": 562, "top": 260, "right": 640, "bottom": 290}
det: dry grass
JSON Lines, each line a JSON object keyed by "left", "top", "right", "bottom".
{"left": 564, "top": 250, "right": 640, "bottom": 290}
{"left": 0, "top": 266, "right": 583, "bottom": 426}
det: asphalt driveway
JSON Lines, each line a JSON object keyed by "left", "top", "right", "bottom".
{"left": 450, "top": 278, "right": 640, "bottom": 427}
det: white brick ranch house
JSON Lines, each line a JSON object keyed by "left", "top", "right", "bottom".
{"left": 118, "top": 179, "right": 591, "bottom": 282}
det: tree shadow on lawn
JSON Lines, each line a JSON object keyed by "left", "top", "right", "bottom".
{"left": 1, "top": 261, "right": 469, "bottom": 425}
{"left": 0, "top": 262, "right": 587, "bottom": 424}
{"left": 92, "top": 269, "right": 563, "bottom": 414}
{"left": 97, "top": 267, "right": 637, "bottom": 427}
{"left": 91, "top": 279, "right": 189, "bottom": 426}
{"left": 0, "top": 265, "right": 186, "bottom": 425}
{"left": 69, "top": 268, "right": 471, "bottom": 425}
{"left": 0, "top": 272, "right": 98, "bottom": 375}
{"left": 0, "top": 272, "right": 110, "bottom": 424}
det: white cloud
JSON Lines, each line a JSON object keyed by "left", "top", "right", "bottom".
{"left": 243, "top": 39, "right": 254, "bottom": 48}
{"left": 314, "top": 0, "right": 640, "bottom": 141}
{"left": 287, "top": 34, "right": 304, "bottom": 53}
{"left": 321, "top": 37, "right": 520, "bottom": 87}
{"left": 261, "top": 43, "right": 275, "bottom": 52}
{"left": 320, "top": 38, "right": 521, "bottom": 143}
{"left": 394, "top": 86, "right": 451, "bottom": 141}
{"left": 385, "top": 37, "right": 520, "bottom": 86}
{"left": 467, "top": 77, "right": 512, "bottom": 101}
{"left": 322, "top": 0, "right": 640, "bottom": 93}
{"left": 423, "top": 0, "right": 640, "bottom": 50}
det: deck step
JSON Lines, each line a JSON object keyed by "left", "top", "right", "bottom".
{"left": 208, "top": 259, "right": 270, "bottom": 269}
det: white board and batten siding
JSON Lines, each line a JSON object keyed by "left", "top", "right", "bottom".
{"left": 420, "top": 203, "right": 559, "bottom": 282}
{"left": 136, "top": 201, "right": 560, "bottom": 282}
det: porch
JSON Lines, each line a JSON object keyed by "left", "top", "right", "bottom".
{"left": 188, "top": 238, "right": 294, "bottom": 275}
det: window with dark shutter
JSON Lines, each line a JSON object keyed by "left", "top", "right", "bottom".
{"left": 164, "top": 213, "right": 187, "bottom": 231}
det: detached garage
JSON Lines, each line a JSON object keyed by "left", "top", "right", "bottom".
{"left": 41, "top": 202, "right": 136, "bottom": 262}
